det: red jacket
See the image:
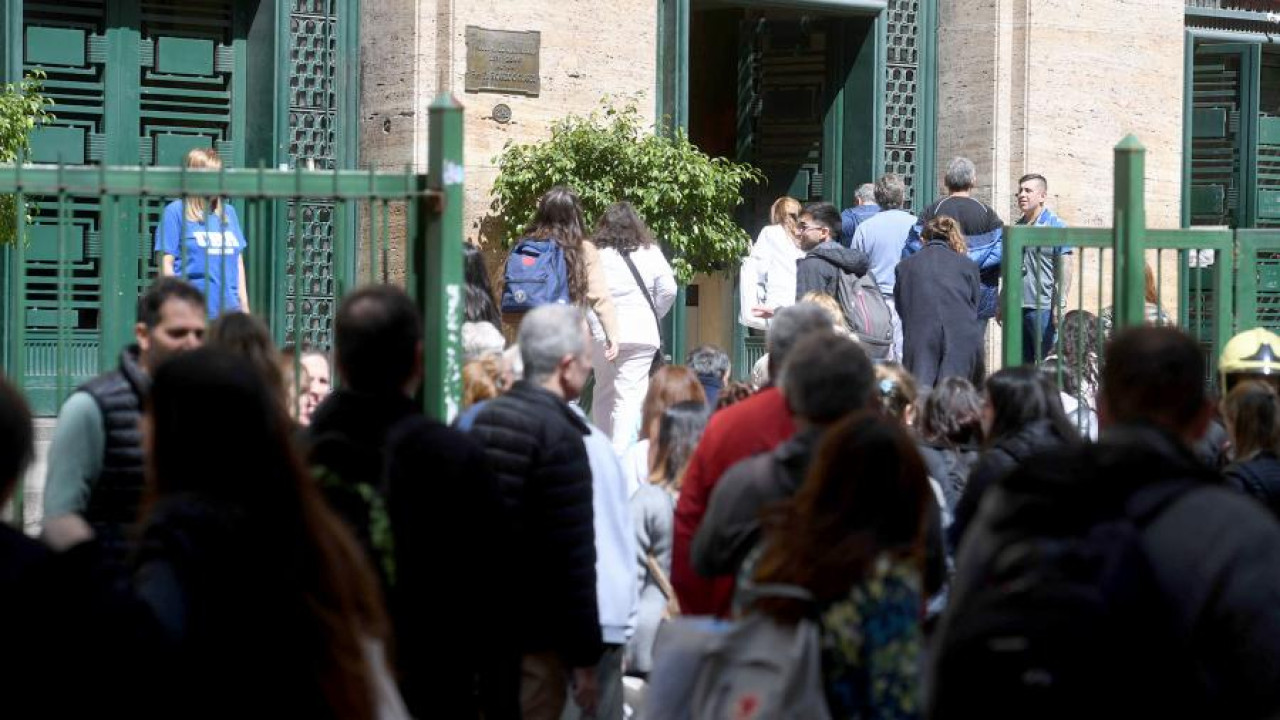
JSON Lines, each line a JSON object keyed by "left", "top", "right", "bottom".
{"left": 672, "top": 387, "right": 795, "bottom": 616}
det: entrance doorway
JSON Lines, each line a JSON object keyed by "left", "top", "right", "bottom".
{"left": 685, "top": 3, "right": 882, "bottom": 371}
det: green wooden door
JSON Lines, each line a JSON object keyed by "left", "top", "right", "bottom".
{"left": 15, "top": 0, "right": 248, "bottom": 413}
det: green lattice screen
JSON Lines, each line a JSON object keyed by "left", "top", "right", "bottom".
{"left": 284, "top": 0, "right": 340, "bottom": 351}
{"left": 884, "top": 0, "right": 922, "bottom": 209}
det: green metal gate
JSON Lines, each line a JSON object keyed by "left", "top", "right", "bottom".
{"left": 0, "top": 93, "right": 465, "bottom": 421}
{"left": 5, "top": 0, "right": 361, "bottom": 412}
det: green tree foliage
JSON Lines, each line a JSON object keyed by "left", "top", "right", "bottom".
{"left": 0, "top": 71, "right": 54, "bottom": 245}
{"left": 490, "top": 100, "right": 763, "bottom": 283}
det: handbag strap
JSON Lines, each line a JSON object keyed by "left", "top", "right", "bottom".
{"left": 644, "top": 553, "right": 681, "bottom": 613}
{"left": 621, "top": 250, "right": 663, "bottom": 335}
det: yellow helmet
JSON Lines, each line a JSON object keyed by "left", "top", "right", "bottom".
{"left": 1220, "top": 328, "right": 1280, "bottom": 387}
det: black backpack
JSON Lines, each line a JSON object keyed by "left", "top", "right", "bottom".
{"left": 833, "top": 269, "right": 893, "bottom": 359}
{"left": 931, "top": 451, "right": 1202, "bottom": 719}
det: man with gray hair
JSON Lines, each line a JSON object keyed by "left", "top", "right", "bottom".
{"left": 853, "top": 172, "right": 918, "bottom": 358}
{"left": 469, "top": 304, "right": 602, "bottom": 718}
{"left": 692, "top": 331, "right": 877, "bottom": 580}
{"left": 904, "top": 156, "right": 1005, "bottom": 327}
{"left": 672, "top": 302, "right": 835, "bottom": 617}
{"left": 839, "top": 182, "right": 880, "bottom": 247}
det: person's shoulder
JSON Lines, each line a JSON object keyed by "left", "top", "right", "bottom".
{"left": 161, "top": 199, "right": 184, "bottom": 216}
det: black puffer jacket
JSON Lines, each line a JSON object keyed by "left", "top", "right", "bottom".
{"left": 795, "top": 240, "right": 870, "bottom": 300}
{"left": 1225, "top": 451, "right": 1280, "bottom": 521}
{"left": 950, "top": 418, "right": 1074, "bottom": 549}
{"left": 469, "top": 380, "right": 602, "bottom": 668}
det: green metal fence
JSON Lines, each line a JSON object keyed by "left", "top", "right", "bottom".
{"left": 0, "top": 94, "right": 465, "bottom": 425}
{"left": 1002, "top": 137, "right": 1237, "bottom": 413}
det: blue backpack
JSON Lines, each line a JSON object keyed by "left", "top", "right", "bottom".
{"left": 501, "top": 237, "right": 571, "bottom": 312}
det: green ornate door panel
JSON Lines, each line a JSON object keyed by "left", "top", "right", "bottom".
{"left": 15, "top": 0, "right": 248, "bottom": 414}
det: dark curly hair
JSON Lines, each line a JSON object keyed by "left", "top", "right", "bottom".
{"left": 591, "top": 201, "right": 654, "bottom": 255}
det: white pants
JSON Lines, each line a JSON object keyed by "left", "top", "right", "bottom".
{"left": 887, "top": 296, "right": 904, "bottom": 362}
{"left": 592, "top": 340, "right": 657, "bottom": 455}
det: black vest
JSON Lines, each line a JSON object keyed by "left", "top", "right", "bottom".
{"left": 79, "top": 346, "right": 149, "bottom": 556}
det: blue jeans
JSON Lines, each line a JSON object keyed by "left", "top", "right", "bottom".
{"left": 1022, "top": 308, "right": 1057, "bottom": 364}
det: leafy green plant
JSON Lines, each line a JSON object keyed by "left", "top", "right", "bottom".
{"left": 490, "top": 99, "right": 763, "bottom": 282}
{"left": 0, "top": 71, "right": 55, "bottom": 245}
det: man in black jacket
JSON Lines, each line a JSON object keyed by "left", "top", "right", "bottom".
{"left": 307, "top": 285, "right": 515, "bottom": 719}
{"left": 469, "top": 303, "right": 601, "bottom": 719}
{"left": 932, "top": 327, "right": 1280, "bottom": 719}
{"left": 794, "top": 201, "right": 871, "bottom": 300}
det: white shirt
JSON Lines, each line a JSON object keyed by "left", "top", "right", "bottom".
{"left": 739, "top": 224, "right": 804, "bottom": 329}
{"left": 594, "top": 244, "right": 676, "bottom": 347}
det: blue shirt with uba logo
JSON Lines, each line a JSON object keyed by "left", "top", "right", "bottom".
{"left": 154, "top": 200, "right": 247, "bottom": 318}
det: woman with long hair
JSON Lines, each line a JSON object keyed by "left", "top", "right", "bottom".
{"left": 894, "top": 215, "right": 984, "bottom": 388}
{"left": 916, "top": 377, "right": 984, "bottom": 529}
{"left": 521, "top": 186, "right": 620, "bottom": 360}
{"left": 620, "top": 365, "right": 707, "bottom": 497}
{"left": 950, "top": 366, "right": 1078, "bottom": 547}
{"left": 749, "top": 411, "right": 931, "bottom": 718}
{"left": 464, "top": 241, "right": 502, "bottom": 326}
{"left": 589, "top": 202, "right": 677, "bottom": 451}
{"left": 626, "top": 401, "right": 709, "bottom": 680}
{"left": 741, "top": 196, "right": 806, "bottom": 328}
{"left": 155, "top": 148, "right": 249, "bottom": 318}
{"left": 136, "top": 348, "right": 402, "bottom": 719}
{"left": 1222, "top": 380, "right": 1280, "bottom": 519}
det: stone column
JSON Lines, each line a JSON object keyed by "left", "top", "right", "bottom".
{"left": 935, "top": 0, "right": 1185, "bottom": 337}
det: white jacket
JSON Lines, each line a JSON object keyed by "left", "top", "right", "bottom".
{"left": 739, "top": 224, "right": 804, "bottom": 329}
{"left": 593, "top": 244, "right": 677, "bottom": 348}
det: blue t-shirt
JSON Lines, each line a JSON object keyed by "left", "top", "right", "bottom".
{"left": 154, "top": 199, "right": 247, "bottom": 318}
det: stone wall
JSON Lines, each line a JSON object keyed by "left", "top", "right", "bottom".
{"left": 936, "top": 0, "right": 1186, "bottom": 325}
{"left": 360, "top": 0, "right": 658, "bottom": 264}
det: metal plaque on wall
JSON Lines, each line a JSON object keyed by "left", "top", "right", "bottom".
{"left": 465, "top": 27, "right": 541, "bottom": 97}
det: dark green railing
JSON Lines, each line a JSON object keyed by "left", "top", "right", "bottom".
{"left": 0, "top": 95, "right": 464, "bottom": 527}
{"left": 1002, "top": 136, "right": 1235, "bottom": 395}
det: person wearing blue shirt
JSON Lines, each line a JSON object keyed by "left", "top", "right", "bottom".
{"left": 839, "top": 183, "right": 880, "bottom": 247}
{"left": 155, "top": 148, "right": 250, "bottom": 319}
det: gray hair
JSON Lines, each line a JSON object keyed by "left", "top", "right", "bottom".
{"left": 855, "top": 183, "right": 877, "bottom": 205}
{"left": 782, "top": 332, "right": 875, "bottom": 423}
{"left": 944, "top": 157, "right": 977, "bottom": 192}
{"left": 767, "top": 302, "right": 836, "bottom": 381}
{"left": 517, "top": 305, "right": 586, "bottom": 382}
{"left": 686, "top": 344, "right": 730, "bottom": 379}
{"left": 874, "top": 173, "right": 907, "bottom": 210}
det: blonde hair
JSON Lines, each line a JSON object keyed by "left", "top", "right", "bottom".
{"left": 463, "top": 355, "right": 506, "bottom": 408}
{"left": 800, "top": 291, "right": 848, "bottom": 335}
{"left": 925, "top": 216, "right": 967, "bottom": 255}
{"left": 770, "top": 196, "right": 802, "bottom": 244}
{"left": 183, "top": 147, "right": 226, "bottom": 223}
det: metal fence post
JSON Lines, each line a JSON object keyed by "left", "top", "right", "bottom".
{"left": 420, "top": 92, "right": 464, "bottom": 422}
{"left": 1113, "top": 135, "right": 1147, "bottom": 329}
{"left": 1001, "top": 226, "right": 1026, "bottom": 368}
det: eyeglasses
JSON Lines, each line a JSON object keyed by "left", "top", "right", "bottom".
{"left": 797, "top": 223, "right": 823, "bottom": 234}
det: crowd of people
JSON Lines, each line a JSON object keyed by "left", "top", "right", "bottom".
{"left": 3, "top": 171, "right": 1280, "bottom": 720}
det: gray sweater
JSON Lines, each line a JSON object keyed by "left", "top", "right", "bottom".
{"left": 625, "top": 483, "right": 674, "bottom": 675}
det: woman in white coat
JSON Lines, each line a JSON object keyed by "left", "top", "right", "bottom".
{"left": 739, "top": 196, "right": 805, "bottom": 328}
{"left": 590, "top": 202, "right": 677, "bottom": 454}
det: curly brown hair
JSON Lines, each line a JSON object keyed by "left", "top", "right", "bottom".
{"left": 592, "top": 201, "right": 654, "bottom": 254}
{"left": 925, "top": 215, "right": 968, "bottom": 254}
